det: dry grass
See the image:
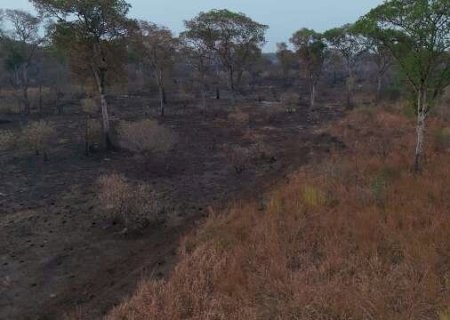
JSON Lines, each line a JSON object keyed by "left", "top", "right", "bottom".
{"left": 108, "top": 107, "right": 450, "bottom": 320}
{"left": 118, "top": 119, "right": 176, "bottom": 156}
{"left": 222, "top": 144, "right": 251, "bottom": 173}
{"left": 228, "top": 110, "right": 250, "bottom": 127}
{"left": 21, "top": 121, "right": 55, "bottom": 159}
{"left": 280, "top": 92, "right": 300, "bottom": 113}
{"left": 81, "top": 97, "right": 99, "bottom": 114}
{"left": 0, "top": 130, "right": 17, "bottom": 151}
{"left": 97, "top": 173, "right": 159, "bottom": 230}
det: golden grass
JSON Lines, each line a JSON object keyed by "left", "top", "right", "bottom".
{"left": 107, "top": 106, "right": 450, "bottom": 320}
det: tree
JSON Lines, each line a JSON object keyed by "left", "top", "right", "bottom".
{"left": 357, "top": 0, "right": 450, "bottom": 172}
{"left": 133, "top": 21, "right": 178, "bottom": 117}
{"left": 276, "top": 42, "right": 296, "bottom": 81}
{"left": 3, "top": 9, "right": 43, "bottom": 115}
{"left": 184, "top": 9, "right": 268, "bottom": 103}
{"left": 369, "top": 39, "right": 393, "bottom": 102}
{"left": 31, "top": 0, "right": 134, "bottom": 150}
{"left": 290, "top": 28, "right": 326, "bottom": 108}
{"left": 324, "top": 24, "right": 367, "bottom": 108}
{"left": 179, "top": 33, "right": 212, "bottom": 109}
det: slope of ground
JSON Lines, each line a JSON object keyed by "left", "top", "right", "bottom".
{"left": 108, "top": 105, "right": 450, "bottom": 320}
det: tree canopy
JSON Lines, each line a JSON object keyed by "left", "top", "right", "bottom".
{"left": 356, "top": 0, "right": 450, "bottom": 171}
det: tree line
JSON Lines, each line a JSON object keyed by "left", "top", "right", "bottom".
{"left": 0, "top": 0, "right": 449, "bottom": 171}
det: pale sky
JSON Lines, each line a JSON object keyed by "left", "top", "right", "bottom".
{"left": 2, "top": 0, "right": 384, "bottom": 51}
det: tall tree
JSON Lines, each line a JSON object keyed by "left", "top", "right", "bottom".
{"left": 3, "top": 9, "right": 42, "bottom": 115}
{"left": 31, "top": 0, "right": 134, "bottom": 150}
{"left": 290, "top": 28, "right": 326, "bottom": 108}
{"left": 357, "top": 0, "right": 450, "bottom": 172}
{"left": 133, "top": 21, "right": 178, "bottom": 117}
{"left": 369, "top": 39, "right": 393, "bottom": 103}
{"left": 324, "top": 24, "right": 367, "bottom": 108}
{"left": 180, "top": 32, "right": 212, "bottom": 109}
{"left": 184, "top": 9, "right": 268, "bottom": 103}
{"left": 276, "top": 42, "right": 296, "bottom": 80}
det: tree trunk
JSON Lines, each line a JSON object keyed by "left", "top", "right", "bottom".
{"left": 23, "top": 87, "right": 30, "bottom": 115}
{"left": 157, "top": 69, "right": 165, "bottom": 117}
{"left": 414, "top": 89, "right": 427, "bottom": 172}
{"left": 215, "top": 61, "right": 221, "bottom": 100}
{"left": 310, "top": 75, "right": 317, "bottom": 108}
{"left": 85, "top": 115, "right": 90, "bottom": 157}
{"left": 162, "top": 87, "right": 167, "bottom": 105}
{"left": 39, "top": 83, "right": 43, "bottom": 118}
{"left": 100, "top": 93, "right": 111, "bottom": 150}
{"left": 346, "top": 75, "right": 355, "bottom": 109}
{"left": 201, "top": 87, "right": 207, "bottom": 110}
{"left": 216, "top": 87, "right": 220, "bottom": 100}
{"left": 93, "top": 68, "right": 112, "bottom": 150}
{"left": 376, "top": 73, "right": 382, "bottom": 103}
{"left": 229, "top": 67, "right": 236, "bottom": 105}
{"left": 22, "top": 67, "right": 30, "bottom": 115}
{"left": 159, "top": 85, "right": 165, "bottom": 117}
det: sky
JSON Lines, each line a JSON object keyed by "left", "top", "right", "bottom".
{"left": 3, "top": 0, "right": 384, "bottom": 52}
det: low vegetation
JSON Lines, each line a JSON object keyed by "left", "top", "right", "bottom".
{"left": 0, "top": 130, "right": 17, "bottom": 151}
{"left": 118, "top": 119, "right": 176, "bottom": 156}
{"left": 108, "top": 107, "right": 450, "bottom": 319}
{"left": 21, "top": 121, "right": 55, "bottom": 160}
{"left": 97, "top": 173, "right": 159, "bottom": 230}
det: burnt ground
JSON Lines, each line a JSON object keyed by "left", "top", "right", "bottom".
{"left": 0, "top": 96, "right": 344, "bottom": 320}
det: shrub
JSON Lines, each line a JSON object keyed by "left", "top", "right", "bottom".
{"left": 222, "top": 144, "right": 251, "bottom": 174}
{"left": 280, "top": 92, "right": 300, "bottom": 113}
{"left": 302, "top": 185, "right": 326, "bottom": 207}
{"left": 118, "top": 120, "right": 176, "bottom": 156}
{"left": 0, "top": 130, "right": 17, "bottom": 151}
{"left": 432, "top": 126, "right": 450, "bottom": 152}
{"left": 178, "top": 92, "right": 195, "bottom": 108}
{"left": 81, "top": 97, "right": 99, "bottom": 114}
{"left": 97, "top": 173, "right": 158, "bottom": 230}
{"left": 21, "top": 121, "right": 55, "bottom": 160}
{"left": 84, "top": 118, "right": 102, "bottom": 154}
{"left": 0, "top": 98, "right": 21, "bottom": 113}
{"left": 228, "top": 110, "right": 250, "bottom": 127}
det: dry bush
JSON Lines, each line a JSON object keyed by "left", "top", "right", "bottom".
{"left": 280, "top": 92, "right": 300, "bottom": 113}
{"left": 0, "top": 130, "right": 17, "bottom": 151}
{"left": 81, "top": 97, "right": 99, "bottom": 114}
{"left": 0, "top": 98, "right": 21, "bottom": 113}
{"left": 109, "top": 107, "right": 450, "bottom": 320}
{"left": 222, "top": 144, "right": 251, "bottom": 173}
{"left": 432, "top": 127, "right": 450, "bottom": 152}
{"left": 118, "top": 120, "right": 176, "bottom": 156}
{"left": 21, "top": 121, "right": 55, "bottom": 159}
{"left": 84, "top": 118, "right": 103, "bottom": 154}
{"left": 97, "top": 173, "right": 159, "bottom": 229}
{"left": 228, "top": 109, "right": 250, "bottom": 127}
{"left": 223, "top": 142, "right": 275, "bottom": 174}
{"left": 177, "top": 92, "right": 196, "bottom": 108}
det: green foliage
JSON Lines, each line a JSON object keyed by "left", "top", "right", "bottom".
{"left": 32, "top": 0, "right": 134, "bottom": 87}
{"left": 324, "top": 24, "right": 367, "bottom": 67}
{"left": 183, "top": 9, "right": 268, "bottom": 91}
{"left": 356, "top": 0, "right": 450, "bottom": 109}
{"left": 290, "top": 28, "right": 326, "bottom": 85}
{"left": 276, "top": 42, "right": 297, "bottom": 76}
